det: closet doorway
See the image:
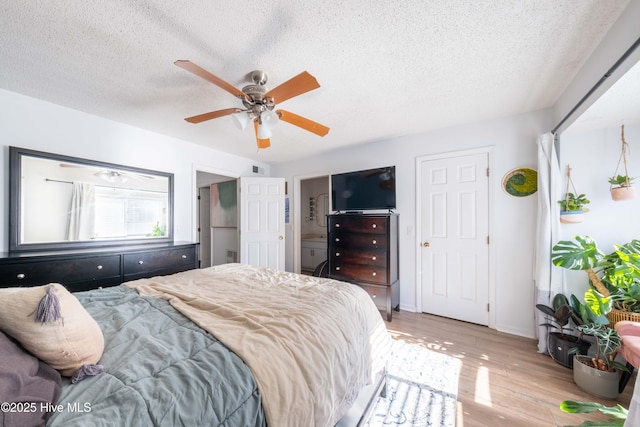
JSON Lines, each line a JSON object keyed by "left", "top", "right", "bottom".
{"left": 195, "top": 169, "right": 238, "bottom": 268}
{"left": 296, "top": 175, "right": 330, "bottom": 274}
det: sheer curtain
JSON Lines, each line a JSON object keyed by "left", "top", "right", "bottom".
{"left": 534, "top": 133, "right": 563, "bottom": 353}
{"left": 67, "top": 183, "right": 95, "bottom": 241}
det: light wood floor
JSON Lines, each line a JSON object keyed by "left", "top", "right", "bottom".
{"left": 385, "top": 310, "right": 635, "bottom": 427}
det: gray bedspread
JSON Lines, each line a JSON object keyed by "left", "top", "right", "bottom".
{"left": 47, "top": 285, "right": 265, "bottom": 427}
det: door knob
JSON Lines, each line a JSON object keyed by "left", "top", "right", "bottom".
{"left": 279, "top": 236, "right": 284, "bottom": 240}
{"left": 423, "top": 242, "right": 430, "bottom": 247}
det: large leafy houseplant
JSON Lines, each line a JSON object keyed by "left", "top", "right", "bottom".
{"left": 551, "top": 236, "right": 640, "bottom": 315}
{"left": 559, "top": 400, "right": 627, "bottom": 427}
{"left": 551, "top": 236, "right": 633, "bottom": 398}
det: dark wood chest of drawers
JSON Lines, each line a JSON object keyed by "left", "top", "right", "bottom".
{"left": 0, "top": 242, "right": 198, "bottom": 292}
{"left": 327, "top": 214, "right": 399, "bottom": 321}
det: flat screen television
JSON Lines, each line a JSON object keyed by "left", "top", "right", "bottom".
{"left": 331, "top": 166, "right": 396, "bottom": 212}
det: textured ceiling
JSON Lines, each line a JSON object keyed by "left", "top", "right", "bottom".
{"left": 0, "top": 1, "right": 633, "bottom": 164}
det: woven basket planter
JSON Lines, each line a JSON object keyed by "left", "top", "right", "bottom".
{"left": 606, "top": 308, "right": 640, "bottom": 328}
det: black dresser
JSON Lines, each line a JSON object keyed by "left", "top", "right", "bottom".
{"left": 327, "top": 214, "right": 399, "bottom": 321}
{"left": 0, "top": 242, "right": 198, "bottom": 292}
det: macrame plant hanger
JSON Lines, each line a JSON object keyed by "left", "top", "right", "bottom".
{"left": 610, "top": 124, "right": 636, "bottom": 201}
{"left": 563, "top": 165, "right": 578, "bottom": 208}
{"left": 560, "top": 165, "right": 586, "bottom": 224}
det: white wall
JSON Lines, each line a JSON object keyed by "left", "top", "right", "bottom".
{"left": 556, "top": 123, "right": 640, "bottom": 298}
{"left": 273, "top": 109, "right": 553, "bottom": 338}
{"left": 0, "top": 89, "right": 269, "bottom": 253}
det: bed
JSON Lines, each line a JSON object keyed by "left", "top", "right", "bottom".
{"left": 0, "top": 263, "right": 390, "bottom": 427}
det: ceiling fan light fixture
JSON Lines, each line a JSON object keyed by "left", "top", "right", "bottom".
{"left": 99, "top": 170, "right": 128, "bottom": 184}
{"left": 260, "top": 109, "right": 279, "bottom": 127}
{"left": 257, "top": 122, "right": 273, "bottom": 139}
{"left": 232, "top": 111, "right": 250, "bottom": 130}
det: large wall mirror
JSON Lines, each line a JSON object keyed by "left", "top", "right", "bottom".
{"left": 9, "top": 147, "right": 174, "bottom": 252}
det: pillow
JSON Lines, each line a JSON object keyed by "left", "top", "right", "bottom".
{"left": 0, "top": 329, "right": 62, "bottom": 427}
{"left": 0, "top": 283, "right": 104, "bottom": 377}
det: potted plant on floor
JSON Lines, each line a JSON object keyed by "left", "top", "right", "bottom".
{"left": 572, "top": 323, "right": 626, "bottom": 399}
{"left": 536, "top": 293, "right": 591, "bottom": 368}
{"left": 558, "top": 192, "right": 590, "bottom": 224}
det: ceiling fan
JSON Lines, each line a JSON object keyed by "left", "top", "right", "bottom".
{"left": 59, "top": 163, "right": 153, "bottom": 183}
{"left": 174, "top": 60, "right": 330, "bottom": 149}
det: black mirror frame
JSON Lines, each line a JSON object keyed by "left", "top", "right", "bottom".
{"left": 9, "top": 146, "right": 174, "bottom": 253}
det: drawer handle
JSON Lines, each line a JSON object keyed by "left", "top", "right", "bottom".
{"left": 335, "top": 223, "right": 340, "bottom": 228}
{"left": 372, "top": 256, "right": 377, "bottom": 260}
{"left": 372, "top": 239, "right": 377, "bottom": 244}
{"left": 16, "top": 273, "right": 25, "bottom": 280}
{"left": 97, "top": 265, "right": 103, "bottom": 270}
{"left": 181, "top": 254, "right": 187, "bottom": 259}
{"left": 371, "top": 294, "right": 376, "bottom": 298}
{"left": 372, "top": 224, "right": 377, "bottom": 228}
{"left": 335, "top": 266, "right": 341, "bottom": 271}
{"left": 138, "top": 260, "right": 144, "bottom": 265}
{"left": 372, "top": 272, "right": 377, "bottom": 276}
{"left": 336, "top": 252, "right": 340, "bottom": 257}
{"left": 335, "top": 238, "right": 340, "bottom": 242}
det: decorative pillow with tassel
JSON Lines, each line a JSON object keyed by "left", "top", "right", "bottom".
{"left": 0, "top": 283, "right": 104, "bottom": 380}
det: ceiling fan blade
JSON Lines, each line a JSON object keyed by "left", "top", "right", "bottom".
{"left": 264, "top": 71, "right": 320, "bottom": 104}
{"left": 253, "top": 120, "right": 271, "bottom": 149}
{"left": 276, "top": 110, "right": 330, "bottom": 137}
{"left": 184, "top": 108, "right": 240, "bottom": 124}
{"left": 175, "top": 60, "right": 246, "bottom": 99}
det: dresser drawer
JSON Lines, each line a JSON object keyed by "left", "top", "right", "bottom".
{"left": 330, "top": 248, "right": 387, "bottom": 268}
{"left": 329, "top": 263, "right": 388, "bottom": 285}
{"left": 330, "top": 233, "right": 388, "bottom": 251}
{"left": 329, "top": 216, "right": 388, "bottom": 234}
{"left": 357, "top": 284, "right": 390, "bottom": 309}
{"left": 1, "top": 255, "right": 121, "bottom": 288}
{"left": 123, "top": 246, "right": 196, "bottom": 278}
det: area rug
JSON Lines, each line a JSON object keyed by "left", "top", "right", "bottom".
{"left": 365, "top": 339, "right": 461, "bottom": 427}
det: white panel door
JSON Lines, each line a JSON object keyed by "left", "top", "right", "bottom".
{"left": 419, "top": 152, "right": 489, "bottom": 325}
{"left": 238, "top": 177, "right": 286, "bottom": 270}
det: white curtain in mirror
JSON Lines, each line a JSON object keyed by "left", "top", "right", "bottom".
{"left": 66, "top": 183, "right": 96, "bottom": 241}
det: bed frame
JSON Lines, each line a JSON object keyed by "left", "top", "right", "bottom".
{"left": 336, "top": 368, "right": 387, "bottom": 427}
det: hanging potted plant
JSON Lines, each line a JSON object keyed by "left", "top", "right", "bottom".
{"left": 609, "top": 174, "right": 636, "bottom": 201}
{"left": 559, "top": 165, "right": 589, "bottom": 223}
{"left": 558, "top": 192, "right": 590, "bottom": 224}
{"left": 609, "top": 124, "right": 636, "bottom": 201}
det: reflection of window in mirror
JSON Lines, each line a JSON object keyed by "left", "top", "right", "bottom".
{"left": 94, "top": 187, "right": 168, "bottom": 239}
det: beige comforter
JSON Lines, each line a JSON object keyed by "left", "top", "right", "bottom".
{"left": 125, "top": 263, "right": 390, "bottom": 427}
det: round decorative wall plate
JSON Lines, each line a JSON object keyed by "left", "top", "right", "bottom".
{"left": 502, "top": 167, "right": 537, "bottom": 197}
